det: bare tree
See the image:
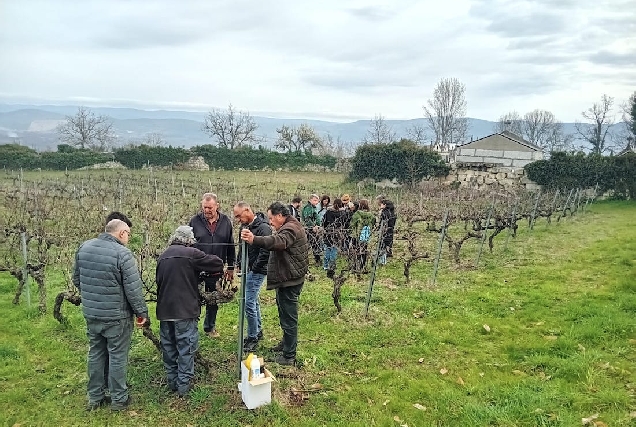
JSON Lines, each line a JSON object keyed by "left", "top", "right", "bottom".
{"left": 406, "top": 123, "right": 428, "bottom": 146}
{"left": 619, "top": 91, "right": 636, "bottom": 150}
{"left": 201, "top": 103, "right": 259, "bottom": 149}
{"left": 494, "top": 111, "right": 523, "bottom": 136}
{"left": 56, "top": 106, "right": 114, "bottom": 151}
{"left": 319, "top": 133, "right": 354, "bottom": 158}
{"left": 522, "top": 109, "right": 558, "bottom": 148}
{"left": 496, "top": 109, "right": 574, "bottom": 154}
{"left": 275, "top": 123, "right": 323, "bottom": 153}
{"left": 143, "top": 132, "right": 165, "bottom": 147}
{"left": 363, "top": 114, "right": 397, "bottom": 144}
{"left": 544, "top": 121, "right": 575, "bottom": 154}
{"left": 574, "top": 94, "right": 614, "bottom": 155}
{"left": 423, "top": 77, "right": 468, "bottom": 151}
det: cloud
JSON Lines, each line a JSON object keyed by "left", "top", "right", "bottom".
{"left": 0, "top": 0, "right": 634, "bottom": 123}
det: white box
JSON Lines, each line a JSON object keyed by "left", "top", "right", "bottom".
{"left": 237, "top": 358, "right": 275, "bottom": 410}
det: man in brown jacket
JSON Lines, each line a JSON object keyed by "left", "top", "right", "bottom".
{"left": 240, "top": 202, "right": 309, "bottom": 366}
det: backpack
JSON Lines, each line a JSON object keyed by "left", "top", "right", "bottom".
{"left": 359, "top": 225, "right": 371, "bottom": 242}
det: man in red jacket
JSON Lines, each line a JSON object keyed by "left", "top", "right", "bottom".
{"left": 155, "top": 226, "right": 224, "bottom": 397}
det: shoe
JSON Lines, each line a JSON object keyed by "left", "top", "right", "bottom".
{"left": 271, "top": 341, "right": 284, "bottom": 352}
{"left": 274, "top": 355, "right": 296, "bottom": 366}
{"left": 86, "top": 396, "right": 111, "bottom": 412}
{"left": 257, "top": 330, "right": 264, "bottom": 341}
{"left": 177, "top": 384, "right": 192, "bottom": 398}
{"left": 326, "top": 269, "right": 335, "bottom": 279}
{"left": 206, "top": 328, "right": 220, "bottom": 338}
{"left": 111, "top": 396, "right": 132, "bottom": 412}
{"left": 243, "top": 337, "right": 259, "bottom": 352}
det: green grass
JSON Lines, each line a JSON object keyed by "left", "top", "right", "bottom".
{"left": 1, "top": 201, "right": 635, "bottom": 426}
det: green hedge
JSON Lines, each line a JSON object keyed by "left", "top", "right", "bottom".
{"left": 191, "top": 145, "right": 336, "bottom": 170}
{"left": 349, "top": 139, "right": 450, "bottom": 184}
{"left": 114, "top": 145, "right": 191, "bottom": 169}
{"left": 526, "top": 152, "right": 636, "bottom": 199}
{"left": 0, "top": 143, "right": 338, "bottom": 172}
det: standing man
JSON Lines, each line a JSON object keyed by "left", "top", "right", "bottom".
{"left": 155, "top": 226, "right": 224, "bottom": 397}
{"left": 288, "top": 196, "right": 302, "bottom": 221}
{"left": 189, "top": 193, "right": 236, "bottom": 338}
{"left": 240, "top": 202, "right": 309, "bottom": 366}
{"left": 233, "top": 202, "right": 271, "bottom": 352}
{"left": 302, "top": 194, "right": 321, "bottom": 266}
{"left": 73, "top": 219, "right": 149, "bottom": 412}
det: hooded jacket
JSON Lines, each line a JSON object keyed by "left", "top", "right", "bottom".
{"left": 237, "top": 215, "right": 272, "bottom": 275}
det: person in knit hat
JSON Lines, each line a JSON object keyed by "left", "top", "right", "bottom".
{"left": 156, "top": 225, "right": 224, "bottom": 397}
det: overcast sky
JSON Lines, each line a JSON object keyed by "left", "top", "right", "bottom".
{"left": 1, "top": 0, "right": 634, "bottom": 122}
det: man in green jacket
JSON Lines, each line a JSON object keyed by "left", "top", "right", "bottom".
{"left": 73, "top": 219, "right": 149, "bottom": 411}
{"left": 240, "top": 202, "right": 309, "bottom": 366}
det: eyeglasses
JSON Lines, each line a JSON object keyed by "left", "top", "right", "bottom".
{"left": 122, "top": 230, "right": 131, "bottom": 236}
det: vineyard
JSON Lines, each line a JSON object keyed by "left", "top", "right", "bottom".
{"left": 1, "top": 168, "right": 634, "bottom": 426}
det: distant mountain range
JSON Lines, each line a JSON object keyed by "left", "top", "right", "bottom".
{"left": 0, "top": 103, "right": 588, "bottom": 152}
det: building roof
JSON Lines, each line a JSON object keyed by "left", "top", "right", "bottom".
{"left": 457, "top": 131, "right": 543, "bottom": 151}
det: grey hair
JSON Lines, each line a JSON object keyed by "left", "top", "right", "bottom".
{"left": 235, "top": 201, "right": 251, "bottom": 210}
{"left": 168, "top": 227, "right": 196, "bottom": 246}
{"left": 310, "top": 194, "right": 319, "bottom": 200}
{"left": 105, "top": 219, "right": 127, "bottom": 233}
{"left": 201, "top": 192, "right": 218, "bottom": 202}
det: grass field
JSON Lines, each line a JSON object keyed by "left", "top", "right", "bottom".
{"left": 1, "top": 200, "right": 635, "bottom": 427}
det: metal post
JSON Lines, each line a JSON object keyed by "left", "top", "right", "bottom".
{"left": 364, "top": 220, "right": 386, "bottom": 317}
{"left": 20, "top": 232, "right": 31, "bottom": 308}
{"left": 529, "top": 190, "right": 541, "bottom": 230}
{"left": 504, "top": 202, "right": 517, "bottom": 251}
{"left": 431, "top": 210, "right": 449, "bottom": 286}
{"left": 236, "top": 240, "right": 248, "bottom": 379}
{"left": 475, "top": 205, "right": 493, "bottom": 267}
{"left": 559, "top": 189, "right": 574, "bottom": 221}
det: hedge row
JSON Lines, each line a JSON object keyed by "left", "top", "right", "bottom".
{"left": 349, "top": 139, "right": 450, "bottom": 184}
{"left": 0, "top": 144, "right": 337, "bottom": 171}
{"left": 526, "top": 152, "right": 636, "bottom": 199}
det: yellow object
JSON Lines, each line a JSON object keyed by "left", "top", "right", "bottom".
{"left": 245, "top": 353, "right": 255, "bottom": 379}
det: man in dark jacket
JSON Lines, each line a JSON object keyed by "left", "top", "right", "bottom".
{"left": 240, "top": 202, "right": 309, "bottom": 366}
{"left": 73, "top": 219, "right": 149, "bottom": 412}
{"left": 189, "top": 192, "right": 236, "bottom": 338}
{"left": 233, "top": 202, "right": 271, "bottom": 352}
{"left": 155, "top": 226, "right": 224, "bottom": 397}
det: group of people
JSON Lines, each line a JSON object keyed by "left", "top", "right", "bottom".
{"left": 71, "top": 191, "right": 395, "bottom": 411}
{"left": 293, "top": 193, "right": 397, "bottom": 277}
{"left": 72, "top": 195, "right": 310, "bottom": 411}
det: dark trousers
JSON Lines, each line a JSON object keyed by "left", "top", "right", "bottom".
{"left": 159, "top": 319, "right": 198, "bottom": 395}
{"left": 203, "top": 277, "right": 219, "bottom": 332}
{"left": 275, "top": 283, "right": 303, "bottom": 359}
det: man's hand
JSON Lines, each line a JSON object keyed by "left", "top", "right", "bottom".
{"left": 136, "top": 316, "right": 150, "bottom": 328}
{"left": 224, "top": 269, "right": 234, "bottom": 281}
{"left": 240, "top": 229, "right": 254, "bottom": 244}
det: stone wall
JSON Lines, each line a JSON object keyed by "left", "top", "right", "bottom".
{"left": 441, "top": 163, "right": 541, "bottom": 191}
{"left": 455, "top": 148, "right": 543, "bottom": 168}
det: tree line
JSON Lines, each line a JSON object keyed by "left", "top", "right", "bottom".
{"left": 49, "top": 82, "right": 636, "bottom": 158}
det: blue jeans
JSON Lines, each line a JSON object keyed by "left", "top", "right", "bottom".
{"left": 245, "top": 272, "right": 266, "bottom": 339}
{"left": 159, "top": 319, "right": 199, "bottom": 395}
{"left": 323, "top": 245, "right": 337, "bottom": 270}
{"left": 85, "top": 317, "right": 133, "bottom": 406}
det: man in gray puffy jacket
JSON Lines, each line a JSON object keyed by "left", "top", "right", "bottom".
{"left": 73, "top": 219, "right": 149, "bottom": 412}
